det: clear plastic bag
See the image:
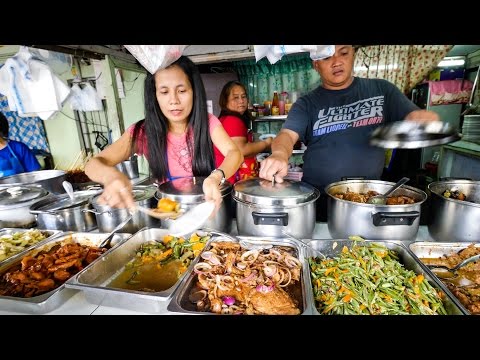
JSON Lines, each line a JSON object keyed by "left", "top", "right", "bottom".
{"left": 123, "top": 45, "right": 188, "bottom": 74}
{"left": 254, "top": 45, "right": 335, "bottom": 64}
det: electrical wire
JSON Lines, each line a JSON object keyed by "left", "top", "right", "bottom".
{"left": 60, "top": 110, "right": 109, "bottom": 130}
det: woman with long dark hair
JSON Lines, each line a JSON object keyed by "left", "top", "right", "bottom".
{"left": 85, "top": 56, "right": 243, "bottom": 210}
{"left": 214, "top": 81, "right": 272, "bottom": 183}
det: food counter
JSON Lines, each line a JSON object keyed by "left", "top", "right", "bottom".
{"left": 0, "top": 221, "right": 436, "bottom": 315}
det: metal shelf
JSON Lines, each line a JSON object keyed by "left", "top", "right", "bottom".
{"left": 254, "top": 115, "right": 287, "bottom": 122}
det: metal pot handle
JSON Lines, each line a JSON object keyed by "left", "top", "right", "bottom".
{"left": 30, "top": 209, "right": 59, "bottom": 216}
{"left": 341, "top": 176, "right": 366, "bottom": 181}
{"left": 30, "top": 209, "right": 65, "bottom": 222}
{"left": 252, "top": 211, "right": 288, "bottom": 226}
{"left": 439, "top": 177, "right": 472, "bottom": 181}
{"left": 82, "top": 209, "right": 111, "bottom": 215}
{"left": 372, "top": 211, "right": 419, "bottom": 227}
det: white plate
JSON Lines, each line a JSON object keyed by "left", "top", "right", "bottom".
{"left": 168, "top": 201, "right": 215, "bottom": 237}
{"left": 259, "top": 133, "right": 276, "bottom": 140}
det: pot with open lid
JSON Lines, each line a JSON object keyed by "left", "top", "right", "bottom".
{"left": 0, "top": 186, "right": 50, "bottom": 228}
{"left": 428, "top": 179, "right": 480, "bottom": 242}
{"left": 29, "top": 189, "right": 101, "bottom": 231}
{"left": 233, "top": 178, "right": 320, "bottom": 238}
{"left": 155, "top": 176, "right": 233, "bottom": 233}
{"left": 326, "top": 179, "right": 427, "bottom": 240}
{"left": 90, "top": 185, "right": 161, "bottom": 233}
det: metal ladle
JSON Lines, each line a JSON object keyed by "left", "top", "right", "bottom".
{"left": 62, "top": 181, "right": 75, "bottom": 201}
{"left": 99, "top": 212, "right": 133, "bottom": 248}
{"left": 367, "top": 177, "right": 410, "bottom": 205}
{"left": 427, "top": 254, "right": 480, "bottom": 274}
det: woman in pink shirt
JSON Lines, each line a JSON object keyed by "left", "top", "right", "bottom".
{"left": 85, "top": 56, "right": 243, "bottom": 211}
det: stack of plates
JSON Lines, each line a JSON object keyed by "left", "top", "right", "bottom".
{"left": 462, "top": 115, "right": 480, "bottom": 144}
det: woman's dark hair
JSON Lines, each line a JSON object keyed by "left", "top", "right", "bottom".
{"left": 131, "top": 56, "right": 215, "bottom": 182}
{"left": 0, "top": 112, "right": 9, "bottom": 138}
{"left": 218, "top": 80, "right": 253, "bottom": 129}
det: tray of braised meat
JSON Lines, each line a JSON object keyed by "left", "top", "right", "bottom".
{"left": 168, "top": 235, "right": 310, "bottom": 315}
{"left": 409, "top": 242, "right": 480, "bottom": 315}
{"left": 0, "top": 232, "right": 130, "bottom": 314}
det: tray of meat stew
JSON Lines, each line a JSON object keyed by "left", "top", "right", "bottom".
{"left": 409, "top": 242, "right": 480, "bottom": 315}
{"left": 0, "top": 231, "right": 130, "bottom": 314}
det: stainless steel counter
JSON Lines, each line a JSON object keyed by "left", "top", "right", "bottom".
{"left": 0, "top": 221, "right": 436, "bottom": 315}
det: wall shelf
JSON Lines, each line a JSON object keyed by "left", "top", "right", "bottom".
{"left": 254, "top": 115, "right": 287, "bottom": 122}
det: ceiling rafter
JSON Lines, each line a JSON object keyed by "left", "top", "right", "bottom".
{"left": 28, "top": 45, "right": 138, "bottom": 63}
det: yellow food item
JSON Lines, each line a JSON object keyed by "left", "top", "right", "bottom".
{"left": 157, "top": 198, "right": 179, "bottom": 212}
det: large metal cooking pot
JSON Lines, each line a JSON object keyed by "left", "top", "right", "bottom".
{"left": 29, "top": 189, "right": 101, "bottom": 232}
{"left": 90, "top": 185, "right": 161, "bottom": 233}
{"left": 0, "top": 170, "right": 66, "bottom": 194}
{"left": 0, "top": 186, "right": 50, "bottom": 228}
{"left": 326, "top": 180, "right": 427, "bottom": 240}
{"left": 156, "top": 176, "right": 233, "bottom": 233}
{"left": 428, "top": 180, "right": 480, "bottom": 242}
{"left": 233, "top": 178, "right": 319, "bottom": 238}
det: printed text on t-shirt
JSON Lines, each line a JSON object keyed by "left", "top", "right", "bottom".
{"left": 313, "top": 96, "right": 384, "bottom": 136}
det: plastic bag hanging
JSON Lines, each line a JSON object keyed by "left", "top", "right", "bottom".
{"left": 253, "top": 45, "right": 335, "bottom": 64}
{"left": 123, "top": 45, "right": 188, "bottom": 74}
{"left": 80, "top": 83, "right": 103, "bottom": 111}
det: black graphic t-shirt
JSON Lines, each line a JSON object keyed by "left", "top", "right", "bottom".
{"left": 283, "top": 77, "right": 419, "bottom": 191}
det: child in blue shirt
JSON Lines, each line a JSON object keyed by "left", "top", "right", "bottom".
{"left": 0, "top": 112, "right": 41, "bottom": 177}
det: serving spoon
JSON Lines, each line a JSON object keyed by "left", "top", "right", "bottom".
{"left": 367, "top": 177, "right": 410, "bottom": 205}
{"left": 427, "top": 254, "right": 480, "bottom": 274}
{"left": 99, "top": 212, "right": 133, "bottom": 248}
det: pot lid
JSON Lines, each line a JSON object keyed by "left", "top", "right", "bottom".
{"left": 91, "top": 185, "right": 157, "bottom": 206}
{"left": 0, "top": 186, "right": 48, "bottom": 207}
{"left": 233, "top": 178, "right": 319, "bottom": 206}
{"left": 36, "top": 189, "right": 101, "bottom": 211}
{"left": 156, "top": 176, "right": 232, "bottom": 203}
{"left": 369, "top": 120, "right": 461, "bottom": 149}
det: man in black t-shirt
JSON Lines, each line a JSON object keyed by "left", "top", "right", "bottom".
{"left": 258, "top": 45, "right": 439, "bottom": 221}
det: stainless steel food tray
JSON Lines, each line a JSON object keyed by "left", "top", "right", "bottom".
{"left": 304, "top": 239, "right": 466, "bottom": 315}
{"left": 0, "top": 228, "right": 63, "bottom": 267}
{"left": 168, "top": 235, "right": 313, "bottom": 315}
{"left": 66, "top": 228, "right": 217, "bottom": 313}
{"left": 409, "top": 241, "right": 480, "bottom": 314}
{"left": 0, "top": 231, "right": 131, "bottom": 314}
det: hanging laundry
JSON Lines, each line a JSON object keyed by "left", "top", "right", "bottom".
{"left": 0, "top": 46, "right": 71, "bottom": 120}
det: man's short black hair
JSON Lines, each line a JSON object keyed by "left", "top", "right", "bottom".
{"left": 0, "top": 112, "right": 9, "bottom": 138}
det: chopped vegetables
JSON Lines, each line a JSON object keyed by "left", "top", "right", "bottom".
{"left": 0, "top": 230, "right": 49, "bottom": 262}
{"left": 309, "top": 240, "right": 447, "bottom": 315}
